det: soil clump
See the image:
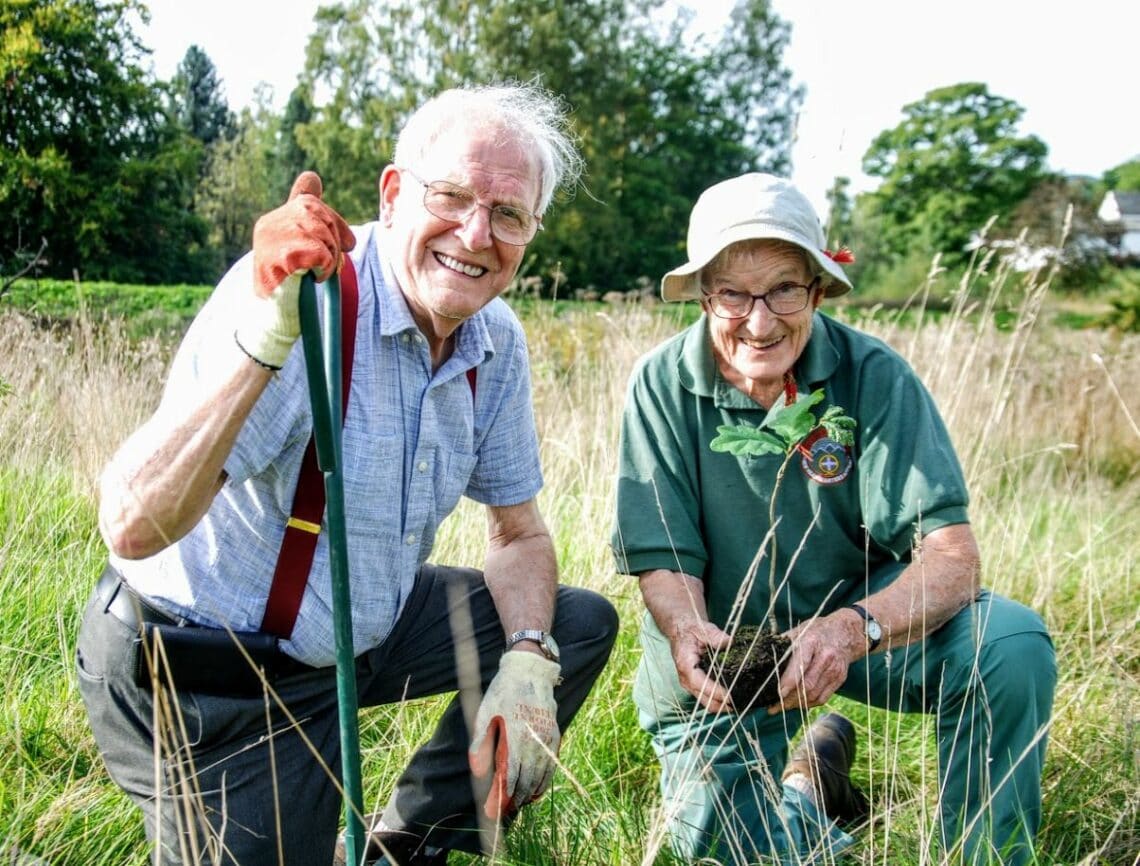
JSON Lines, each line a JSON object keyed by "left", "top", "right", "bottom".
{"left": 698, "top": 624, "right": 792, "bottom": 709}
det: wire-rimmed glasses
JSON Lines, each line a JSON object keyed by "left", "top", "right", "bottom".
{"left": 400, "top": 167, "right": 542, "bottom": 245}
{"left": 702, "top": 278, "right": 819, "bottom": 319}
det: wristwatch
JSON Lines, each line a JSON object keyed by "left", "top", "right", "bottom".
{"left": 506, "top": 629, "right": 560, "bottom": 663}
{"left": 847, "top": 603, "right": 883, "bottom": 652}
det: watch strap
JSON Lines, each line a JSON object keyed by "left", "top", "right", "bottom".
{"left": 506, "top": 629, "right": 556, "bottom": 660}
{"left": 847, "top": 603, "right": 882, "bottom": 651}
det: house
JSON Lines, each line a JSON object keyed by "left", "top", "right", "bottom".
{"left": 1097, "top": 190, "right": 1140, "bottom": 259}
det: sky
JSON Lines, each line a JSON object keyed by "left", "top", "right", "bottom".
{"left": 137, "top": 0, "right": 1139, "bottom": 217}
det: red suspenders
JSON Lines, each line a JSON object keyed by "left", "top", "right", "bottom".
{"left": 260, "top": 259, "right": 360, "bottom": 638}
{"left": 259, "top": 260, "right": 477, "bottom": 639}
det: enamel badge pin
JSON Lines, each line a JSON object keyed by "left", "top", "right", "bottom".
{"left": 799, "top": 428, "right": 854, "bottom": 485}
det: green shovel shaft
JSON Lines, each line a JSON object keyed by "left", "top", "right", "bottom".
{"left": 299, "top": 272, "right": 365, "bottom": 864}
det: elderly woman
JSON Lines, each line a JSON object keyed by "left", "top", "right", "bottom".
{"left": 612, "top": 173, "right": 1055, "bottom": 865}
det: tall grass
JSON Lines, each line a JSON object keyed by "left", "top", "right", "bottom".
{"left": 0, "top": 254, "right": 1137, "bottom": 864}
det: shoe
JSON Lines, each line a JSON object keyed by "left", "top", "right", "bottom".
{"left": 783, "top": 712, "right": 869, "bottom": 825}
{"left": 332, "top": 815, "right": 450, "bottom": 865}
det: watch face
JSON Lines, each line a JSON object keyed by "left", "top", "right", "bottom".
{"left": 508, "top": 630, "right": 560, "bottom": 662}
{"left": 866, "top": 620, "right": 883, "bottom": 641}
{"left": 543, "top": 633, "right": 560, "bottom": 662}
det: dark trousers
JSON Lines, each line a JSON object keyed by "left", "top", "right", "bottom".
{"left": 77, "top": 563, "right": 619, "bottom": 865}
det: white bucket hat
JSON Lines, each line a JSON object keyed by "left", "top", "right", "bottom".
{"left": 661, "top": 172, "right": 853, "bottom": 302}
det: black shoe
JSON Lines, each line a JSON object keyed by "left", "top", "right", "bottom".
{"left": 783, "top": 713, "right": 869, "bottom": 825}
{"left": 333, "top": 816, "right": 450, "bottom": 866}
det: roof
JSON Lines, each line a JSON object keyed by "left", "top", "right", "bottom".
{"left": 1098, "top": 190, "right": 1140, "bottom": 224}
{"left": 1110, "top": 191, "right": 1140, "bottom": 216}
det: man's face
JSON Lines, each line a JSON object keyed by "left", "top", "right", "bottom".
{"left": 380, "top": 128, "right": 541, "bottom": 338}
{"left": 702, "top": 241, "right": 824, "bottom": 399}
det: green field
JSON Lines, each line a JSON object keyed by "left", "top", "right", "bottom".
{"left": 1, "top": 261, "right": 1137, "bottom": 864}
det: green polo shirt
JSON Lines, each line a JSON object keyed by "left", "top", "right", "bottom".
{"left": 612, "top": 311, "right": 970, "bottom": 632}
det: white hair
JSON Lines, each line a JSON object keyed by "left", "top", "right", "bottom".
{"left": 393, "top": 81, "right": 583, "bottom": 215}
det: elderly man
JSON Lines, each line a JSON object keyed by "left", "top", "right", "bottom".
{"left": 77, "top": 83, "right": 618, "bottom": 866}
{"left": 612, "top": 173, "right": 1055, "bottom": 865}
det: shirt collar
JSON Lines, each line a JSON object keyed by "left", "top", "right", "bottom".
{"left": 795, "top": 311, "right": 841, "bottom": 387}
{"left": 375, "top": 249, "right": 495, "bottom": 373}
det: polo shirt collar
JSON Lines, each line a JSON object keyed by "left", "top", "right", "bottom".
{"left": 795, "top": 312, "right": 841, "bottom": 388}
{"left": 677, "top": 311, "right": 841, "bottom": 408}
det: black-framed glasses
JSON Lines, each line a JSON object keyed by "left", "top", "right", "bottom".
{"left": 702, "top": 277, "right": 819, "bottom": 319}
{"left": 400, "top": 167, "right": 542, "bottom": 246}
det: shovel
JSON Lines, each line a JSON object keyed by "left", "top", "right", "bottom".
{"left": 299, "top": 271, "right": 365, "bottom": 864}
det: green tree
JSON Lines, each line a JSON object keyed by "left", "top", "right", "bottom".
{"left": 297, "top": 0, "right": 801, "bottom": 292}
{"left": 1103, "top": 157, "right": 1140, "bottom": 192}
{"left": 0, "top": 0, "right": 213, "bottom": 283}
{"left": 195, "top": 91, "right": 278, "bottom": 272}
{"left": 861, "top": 82, "right": 1047, "bottom": 264}
{"left": 270, "top": 84, "right": 316, "bottom": 200}
{"left": 824, "top": 176, "right": 853, "bottom": 248}
{"left": 170, "top": 44, "right": 234, "bottom": 146}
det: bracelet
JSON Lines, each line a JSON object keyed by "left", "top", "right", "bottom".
{"left": 233, "top": 331, "right": 283, "bottom": 372}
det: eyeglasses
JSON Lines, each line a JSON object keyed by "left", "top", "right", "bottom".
{"left": 702, "top": 278, "right": 819, "bottom": 319}
{"left": 400, "top": 167, "right": 542, "bottom": 246}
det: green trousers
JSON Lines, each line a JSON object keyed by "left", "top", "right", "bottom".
{"left": 635, "top": 590, "right": 1056, "bottom": 865}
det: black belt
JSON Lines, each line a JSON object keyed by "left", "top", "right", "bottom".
{"left": 96, "top": 565, "right": 182, "bottom": 629}
{"left": 95, "top": 565, "right": 319, "bottom": 694}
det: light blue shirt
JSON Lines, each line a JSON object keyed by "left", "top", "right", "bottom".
{"left": 113, "top": 222, "right": 544, "bottom": 666}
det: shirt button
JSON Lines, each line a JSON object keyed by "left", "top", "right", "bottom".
{"left": 417, "top": 461, "right": 428, "bottom": 473}
{"left": 405, "top": 533, "right": 417, "bottom": 545}
{"left": 401, "top": 334, "right": 410, "bottom": 343}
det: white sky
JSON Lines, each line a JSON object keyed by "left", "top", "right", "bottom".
{"left": 139, "top": 0, "right": 1139, "bottom": 216}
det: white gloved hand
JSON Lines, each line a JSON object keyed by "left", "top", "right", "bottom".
{"left": 234, "top": 272, "right": 303, "bottom": 369}
{"left": 468, "top": 650, "right": 561, "bottom": 820}
{"left": 234, "top": 171, "right": 354, "bottom": 369}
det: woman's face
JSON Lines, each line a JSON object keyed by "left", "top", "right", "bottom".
{"left": 701, "top": 241, "right": 825, "bottom": 402}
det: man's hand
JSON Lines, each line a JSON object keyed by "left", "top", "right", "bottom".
{"left": 769, "top": 614, "right": 856, "bottom": 713}
{"left": 637, "top": 569, "right": 733, "bottom": 713}
{"left": 234, "top": 172, "right": 356, "bottom": 369}
{"left": 468, "top": 651, "right": 561, "bottom": 820}
{"left": 669, "top": 615, "right": 734, "bottom": 713}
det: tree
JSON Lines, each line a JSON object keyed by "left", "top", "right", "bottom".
{"left": 861, "top": 82, "right": 1047, "bottom": 264}
{"left": 297, "top": 0, "right": 801, "bottom": 292}
{"left": 824, "top": 176, "right": 853, "bottom": 248}
{"left": 0, "top": 0, "right": 213, "bottom": 283}
{"left": 195, "top": 92, "right": 278, "bottom": 272}
{"left": 1004, "top": 174, "right": 1109, "bottom": 287}
{"left": 270, "top": 85, "right": 316, "bottom": 200}
{"left": 170, "top": 45, "right": 234, "bottom": 146}
{"left": 1104, "top": 158, "right": 1140, "bottom": 192}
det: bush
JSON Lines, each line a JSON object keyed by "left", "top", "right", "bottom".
{"left": 1, "top": 278, "right": 212, "bottom": 338}
{"left": 1098, "top": 267, "right": 1140, "bottom": 332}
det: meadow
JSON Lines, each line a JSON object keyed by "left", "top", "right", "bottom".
{"left": 0, "top": 252, "right": 1137, "bottom": 865}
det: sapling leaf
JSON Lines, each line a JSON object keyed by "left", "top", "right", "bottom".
{"left": 766, "top": 389, "right": 824, "bottom": 442}
{"left": 710, "top": 389, "right": 857, "bottom": 457}
{"left": 820, "top": 405, "right": 857, "bottom": 446}
{"left": 710, "top": 425, "right": 786, "bottom": 456}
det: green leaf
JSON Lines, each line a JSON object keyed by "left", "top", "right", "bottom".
{"left": 764, "top": 389, "right": 824, "bottom": 442}
{"left": 710, "top": 425, "right": 786, "bottom": 456}
{"left": 820, "top": 404, "right": 857, "bottom": 446}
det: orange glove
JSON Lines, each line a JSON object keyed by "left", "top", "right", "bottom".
{"left": 468, "top": 651, "right": 561, "bottom": 820}
{"left": 234, "top": 172, "right": 356, "bottom": 368}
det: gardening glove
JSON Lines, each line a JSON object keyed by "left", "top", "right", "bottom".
{"left": 234, "top": 171, "right": 356, "bottom": 369}
{"left": 468, "top": 650, "right": 562, "bottom": 820}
